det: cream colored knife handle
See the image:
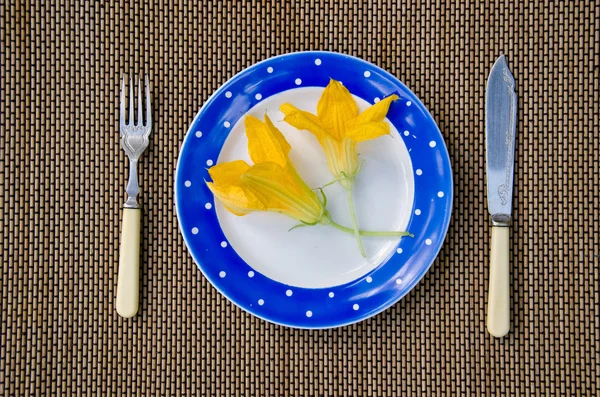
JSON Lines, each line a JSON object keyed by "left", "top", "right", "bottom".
{"left": 487, "top": 226, "right": 510, "bottom": 337}
{"left": 116, "top": 208, "right": 141, "bottom": 318}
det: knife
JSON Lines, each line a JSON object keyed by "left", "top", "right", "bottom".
{"left": 485, "top": 55, "right": 517, "bottom": 338}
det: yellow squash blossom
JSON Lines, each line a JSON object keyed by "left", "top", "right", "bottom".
{"left": 280, "top": 79, "right": 398, "bottom": 189}
{"left": 280, "top": 79, "right": 399, "bottom": 256}
{"left": 206, "top": 114, "right": 326, "bottom": 225}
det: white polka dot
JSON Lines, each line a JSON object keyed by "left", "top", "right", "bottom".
{"left": 396, "top": 278, "right": 402, "bottom": 284}
{"left": 364, "top": 71, "right": 371, "bottom": 77}
{"left": 184, "top": 180, "right": 191, "bottom": 187}
{"left": 406, "top": 101, "right": 412, "bottom": 106}
{"left": 248, "top": 271, "right": 254, "bottom": 278}
{"left": 396, "top": 248, "right": 403, "bottom": 254}
{"left": 315, "top": 58, "right": 322, "bottom": 65}
{"left": 353, "top": 304, "right": 359, "bottom": 310}
{"left": 329, "top": 292, "right": 334, "bottom": 298}
{"left": 403, "top": 130, "right": 410, "bottom": 136}
{"left": 219, "top": 271, "right": 226, "bottom": 278}
{"left": 225, "top": 91, "right": 232, "bottom": 98}
{"left": 286, "top": 290, "right": 293, "bottom": 297}
{"left": 223, "top": 121, "right": 230, "bottom": 128}
{"left": 220, "top": 241, "right": 228, "bottom": 248}
{"left": 205, "top": 203, "right": 212, "bottom": 210}
{"left": 306, "top": 310, "right": 313, "bottom": 317}
{"left": 416, "top": 169, "right": 423, "bottom": 176}
{"left": 255, "top": 93, "right": 262, "bottom": 100}
{"left": 267, "top": 67, "right": 273, "bottom": 73}
{"left": 429, "top": 141, "right": 437, "bottom": 148}
{"left": 258, "top": 299, "right": 264, "bottom": 306}
{"left": 295, "top": 78, "right": 302, "bottom": 85}
{"left": 415, "top": 209, "right": 421, "bottom": 216}
{"left": 191, "top": 227, "right": 198, "bottom": 235}
{"left": 206, "top": 159, "right": 213, "bottom": 166}
{"left": 366, "top": 276, "right": 372, "bottom": 283}
{"left": 425, "top": 239, "right": 432, "bottom": 246}
{"left": 374, "top": 97, "right": 380, "bottom": 103}
{"left": 195, "top": 131, "right": 203, "bottom": 138}
{"left": 438, "top": 191, "right": 444, "bottom": 198}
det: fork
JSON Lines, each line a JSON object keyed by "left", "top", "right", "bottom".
{"left": 116, "top": 75, "right": 152, "bottom": 318}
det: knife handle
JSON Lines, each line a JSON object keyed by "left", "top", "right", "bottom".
{"left": 487, "top": 226, "right": 510, "bottom": 337}
{"left": 116, "top": 208, "right": 141, "bottom": 318}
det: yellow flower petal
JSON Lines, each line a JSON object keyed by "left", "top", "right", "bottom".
{"left": 242, "top": 161, "right": 323, "bottom": 224}
{"left": 206, "top": 182, "right": 265, "bottom": 216}
{"left": 206, "top": 160, "right": 265, "bottom": 216}
{"left": 280, "top": 103, "right": 331, "bottom": 142}
{"left": 245, "top": 115, "right": 290, "bottom": 167}
{"left": 264, "top": 113, "right": 291, "bottom": 154}
{"left": 207, "top": 160, "right": 251, "bottom": 186}
{"left": 319, "top": 137, "right": 358, "bottom": 183}
{"left": 351, "top": 94, "right": 398, "bottom": 126}
{"left": 316, "top": 80, "right": 358, "bottom": 140}
{"left": 345, "top": 121, "right": 390, "bottom": 142}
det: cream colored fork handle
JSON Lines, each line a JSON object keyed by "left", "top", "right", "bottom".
{"left": 487, "top": 226, "right": 510, "bottom": 337}
{"left": 116, "top": 208, "right": 141, "bottom": 318}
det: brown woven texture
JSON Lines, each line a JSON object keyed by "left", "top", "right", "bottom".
{"left": 2, "top": 1, "right": 599, "bottom": 395}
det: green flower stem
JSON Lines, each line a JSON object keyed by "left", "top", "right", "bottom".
{"left": 329, "top": 221, "right": 412, "bottom": 237}
{"left": 345, "top": 186, "right": 366, "bottom": 258}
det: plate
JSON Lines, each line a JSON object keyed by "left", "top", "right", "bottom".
{"left": 175, "top": 51, "right": 453, "bottom": 329}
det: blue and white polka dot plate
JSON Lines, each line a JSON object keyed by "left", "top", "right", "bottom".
{"left": 175, "top": 51, "right": 453, "bottom": 329}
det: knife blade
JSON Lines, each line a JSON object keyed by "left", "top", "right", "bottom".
{"left": 485, "top": 55, "right": 517, "bottom": 338}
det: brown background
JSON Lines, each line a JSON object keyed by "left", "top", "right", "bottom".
{"left": 2, "top": 1, "right": 599, "bottom": 395}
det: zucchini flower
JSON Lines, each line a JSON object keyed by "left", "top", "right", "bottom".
{"left": 280, "top": 79, "right": 399, "bottom": 256}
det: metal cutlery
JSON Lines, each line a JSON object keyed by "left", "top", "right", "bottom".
{"left": 117, "top": 75, "right": 152, "bottom": 318}
{"left": 485, "top": 55, "right": 517, "bottom": 337}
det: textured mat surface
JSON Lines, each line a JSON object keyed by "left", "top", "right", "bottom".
{"left": 2, "top": 1, "right": 599, "bottom": 395}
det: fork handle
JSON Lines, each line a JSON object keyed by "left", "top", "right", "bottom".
{"left": 116, "top": 208, "right": 141, "bottom": 318}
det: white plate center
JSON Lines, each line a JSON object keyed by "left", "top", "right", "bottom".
{"left": 215, "top": 87, "right": 414, "bottom": 289}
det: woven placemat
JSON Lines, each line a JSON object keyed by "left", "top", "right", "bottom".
{"left": 2, "top": 1, "right": 599, "bottom": 395}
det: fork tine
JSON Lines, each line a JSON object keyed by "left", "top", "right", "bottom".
{"left": 129, "top": 76, "right": 134, "bottom": 125}
{"left": 137, "top": 75, "right": 143, "bottom": 126}
{"left": 145, "top": 75, "right": 152, "bottom": 127}
{"left": 120, "top": 75, "right": 126, "bottom": 131}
